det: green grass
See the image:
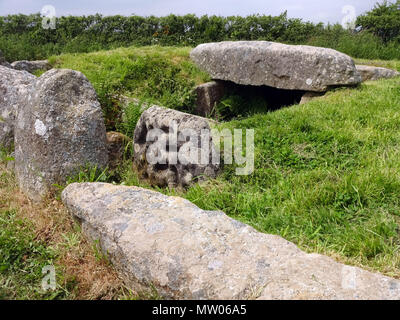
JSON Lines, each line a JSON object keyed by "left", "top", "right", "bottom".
{"left": 49, "top": 46, "right": 210, "bottom": 130}
{"left": 119, "top": 73, "right": 400, "bottom": 276}
{"left": 0, "top": 209, "right": 73, "bottom": 299}
{"left": 40, "top": 46, "right": 400, "bottom": 277}
{"left": 186, "top": 78, "right": 400, "bottom": 275}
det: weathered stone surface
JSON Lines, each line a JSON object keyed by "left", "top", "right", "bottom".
{"left": 106, "top": 131, "right": 130, "bottom": 170}
{"left": 15, "top": 69, "right": 108, "bottom": 202}
{"left": 11, "top": 60, "right": 51, "bottom": 74}
{"left": 194, "top": 81, "right": 226, "bottom": 117}
{"left": 191, "top": 41, "right": 362, "bottom": 92}
{"left": 62, "top": 182, "right": 400, "bottom": 300}
{"left": 299, "top": 92, "right": 325, "bottom": 105}
{"left": 133, "top": 106, "right": 219, "bottom": 188}
{"left": 0, "top": 65, "right": 36, "bottom": 149}
{"left": 356, "top": 65, "right": 400, "bottom": 82}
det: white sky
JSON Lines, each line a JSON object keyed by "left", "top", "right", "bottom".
{"left": 0, "top": 0, "right": 381, "bottom": 24}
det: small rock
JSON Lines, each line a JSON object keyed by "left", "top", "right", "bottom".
{"left": 0, "top": 50, "right": 12, "bottom": 68}
{"left": 106, "top": 131, "right": 130, "bottom": 170}
{"left": 191, "top": 41, "right": 362, "bottom": 92}
{"left": 62, "top": 182, "right": 400, "bottom": 300}
{"left": 0, "top": 66, "right": 36, "bottom": 149}
{"left": 14, "top": 69, "right": 108, "bottom": 202}
{"left": 133, "top": 106, "right": 220, "bottom": 188}
{"left": 194, "top": 81, "right": 226, "bottom": 117}
{"left": 300, "top": 92, "right": 325, "bottom": 105}
{"left": 356, "top": 65, "right": 400, "bottom": 82}
{"left": 11, "top": 60, "right": 51, "bottom": 74}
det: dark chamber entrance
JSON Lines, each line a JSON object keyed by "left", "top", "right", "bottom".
{"left": 224, "top": 81, "right": 306, "bottom": 110}
{"left": 208, "top": 80, "right": 306, "bottom": 120}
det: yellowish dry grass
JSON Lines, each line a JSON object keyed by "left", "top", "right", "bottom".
{"left": 0, "top": 162, "right": 133, "bottom": 300}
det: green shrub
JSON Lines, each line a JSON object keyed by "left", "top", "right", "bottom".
{"left": 1, "top": 11, "right": 399, "bottom": 62}
{"left": 356, "top": 0, "right": 400, "bottom": 43}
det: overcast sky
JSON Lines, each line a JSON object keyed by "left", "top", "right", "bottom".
{"left": 0, "top": 0, "right": 381, "bottom": 24}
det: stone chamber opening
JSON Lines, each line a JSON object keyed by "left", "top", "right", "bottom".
{"left": 195, "top": 80, "right": 307, "bottom": 121}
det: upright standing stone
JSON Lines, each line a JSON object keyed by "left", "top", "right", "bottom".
{"left": 14, "top": 69, "right": 108, "bottom": 202}
{"left": 191, "top": 41, "right": 362, "bottom": 92}
{"left": 0, "top": 66, "right": 36, "bottom": 149}
{"left": 194, "top": 81, "right": 226, "bottom": 117}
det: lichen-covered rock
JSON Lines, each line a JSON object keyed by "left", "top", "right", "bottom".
{"left": 356, "top": 65, "right": 400, "bottom": 82}
{"left": 191, "top": 41, "right": 362, "bottom": 92}
{"left": 62, "top": 182, "right": 400, "bottom": 300}
{"left": 15, "top": 69, "right": 108, "bottom": 202}
{"left": 194, "top": 81, "right": 226, "bottom": 117}
{"left": 106, "top": 131, "right": 130, "bottom": 170}
{"left": 133, "top": 106, "right": 220, "bottom": 188}
{"left": 0, "top": 65, "right": 36, "bottom": 149}
{"left": 11, "top": 60, "right": 51, "bottom": 74}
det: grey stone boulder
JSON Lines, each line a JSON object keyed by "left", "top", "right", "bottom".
{"left": 133, "top": 106, "right": 220, "bottom": 188}
{"left": 356, "top": 65, "right": 400, "bottom": 82}
{"left": 62, "top": 182, "right": 400, "bottom": 300}
{"left": 0, "top": 65, "right": 36, "bottom": 149}
{"left": 14, "top": 69, "right": 108, "bottom": 202}
{"left": 11, "top": 60, "right": 51, "bottom": 74}
{"left": 194, "top": 81, "right": 226, "bottom": 117}
{"left": 191, "top": 41, "right": 362, "bottom": 92}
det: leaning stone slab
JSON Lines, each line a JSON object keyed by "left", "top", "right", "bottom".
{"left": 191, "top": 41, "right": 362, "bottom": 92}
{"left": 62, "top": 182, "right": 400, "bottom": 300}
{"left": 356, "top": 65, "right": 400, "bottom": 82}
{"left": 15, "top": 69, "right": 108, "bottom": 202}
{"left": 11, "top": 60, "right": 51, "bottom": 74}
{"left": 133, "top": 106, "right": 220, "bottom": 188}
{"left": 0, "top": 65, "right": 36, "bottom": 149}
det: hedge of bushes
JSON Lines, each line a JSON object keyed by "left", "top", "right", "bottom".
{"left": 1, "top": 9, "right": 399, "bottom": 61}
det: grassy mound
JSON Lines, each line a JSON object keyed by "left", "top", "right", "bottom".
{"left": 3, "top": 46, "right": 400, "bottom": 293}
{"left": 177, "top": 78, "right": 400, "bottom": 276}
{"left": 49, "top": 46, "right": 210, "bottom": 131}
